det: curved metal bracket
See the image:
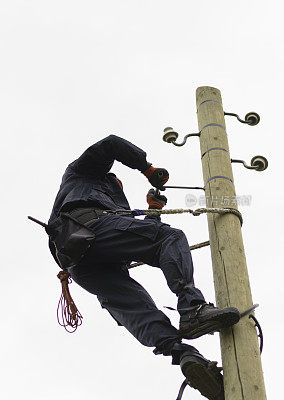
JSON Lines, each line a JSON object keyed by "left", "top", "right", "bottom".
{"left": 163, "top": 127, "right": 200, "bottom": 147}
{"left": 231, "top": 155, "right": 268, "bottom": 171}
{"left": 249, "top": 314, "right": 263, "bottom": 354}
{"left": 176, "top": 379, "right": 189, "bottom": 400}
{"left": 240, "top": 304, "right": 263, "bottom": 354}
{"left": 231, "top": 158, "right": 259, "bottom": 170}
{"left": 224, "top": 111, "right": 260, "bottom": 126}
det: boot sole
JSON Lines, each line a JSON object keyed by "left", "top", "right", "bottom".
{"left": 180, "top": 354, "right": 224, "bottom": 400}
{"left": 179, "top": 308, "right": 240, "bottom": 339}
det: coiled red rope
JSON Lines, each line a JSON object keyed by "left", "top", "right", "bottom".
{"left": 57, "top": 270, "right": 83, "bottom": 333}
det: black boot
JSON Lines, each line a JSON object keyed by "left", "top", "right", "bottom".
{"left": 170, "top": 342, "right": 199, "bottom": 365}
{"left": 179, "top": 302, "right": 240, "bottom": 339}
{"left": 180, "top": 350, "right": 224, "bottom": 400}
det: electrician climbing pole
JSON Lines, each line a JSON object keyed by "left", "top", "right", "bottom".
{"left": 28, "top": 86, "right": 268, "bottom": 400}
{"left": 163, "top": 86, "right": 267, "bottom": 399}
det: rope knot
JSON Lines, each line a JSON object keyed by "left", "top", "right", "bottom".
{"left": 192, "top": 208, "right": 205, "bottom": 216}
{"left": 57, "top": 270, "right": 71, "bottom": 282}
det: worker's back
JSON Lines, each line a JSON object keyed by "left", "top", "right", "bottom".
{"left": 49, "top": 165, "right": 130, "bottom": 223}
{"left": 48, "top": 134, "right": 152, "bottom": 222}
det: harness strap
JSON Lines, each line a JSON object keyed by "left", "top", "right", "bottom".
{"left": 68, "top": 208, "right": 107, "bottom": 226}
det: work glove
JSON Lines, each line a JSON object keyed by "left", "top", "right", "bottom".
{"left": 147, "top": 189, "right": 167, "bottom": 209}
{"left": 142, "top": 166, "right": 169, "bottom": 189}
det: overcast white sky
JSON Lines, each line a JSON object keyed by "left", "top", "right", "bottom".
{"left": 1, "top": 1, "right": 283, "bottom": 399}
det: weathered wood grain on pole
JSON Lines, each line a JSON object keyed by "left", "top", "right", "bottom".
{"left": 196, "top": 86, "right": 266, "bottom": 400}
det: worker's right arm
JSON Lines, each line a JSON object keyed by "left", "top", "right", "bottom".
{"left": 70, "top": 134, "right": 169, "bottom": 188}
{"left": 70, "top": 134, "right": 151, "bottom": 177}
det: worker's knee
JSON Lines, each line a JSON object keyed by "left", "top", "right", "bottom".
{"left": 160, "top": 224, "right": 186, "bottom": 240}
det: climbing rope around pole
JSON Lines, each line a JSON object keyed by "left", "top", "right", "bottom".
{"left": 130, "top": 207, "right": 243, "bottom": 226}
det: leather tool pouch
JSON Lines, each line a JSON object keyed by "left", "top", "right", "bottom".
{"left": 46, "top": 212, "right": 96, "bottom": 269}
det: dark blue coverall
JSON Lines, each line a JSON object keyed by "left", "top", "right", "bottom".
{"left": 49, "top": 135, "right": 205, "bottom": 356}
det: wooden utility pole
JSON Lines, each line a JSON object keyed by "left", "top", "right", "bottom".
{"left": 196, "top": 86, "right": 266, "bottom": 400}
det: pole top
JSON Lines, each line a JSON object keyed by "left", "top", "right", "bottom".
{"left": 196, "top": 85, "right": 220, "bottom": 92}
{"left": 196, "top": 87, "right": 222, "bottom": 107}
